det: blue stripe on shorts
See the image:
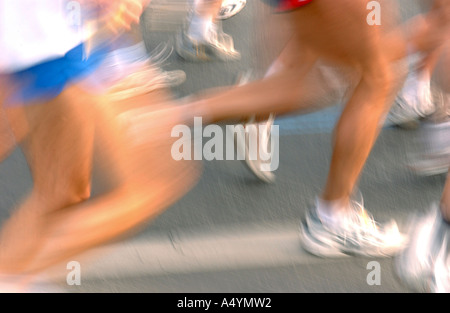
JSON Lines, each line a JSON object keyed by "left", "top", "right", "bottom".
{"left": 6, "top": 43, "right": 110, "bottom": 106}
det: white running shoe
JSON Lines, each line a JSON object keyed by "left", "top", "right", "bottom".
{"left": 387, "top": 71, "right": 435, "bottom": 126}
{"left": 300, "top": 198, "right": 406, "bottom": 258}
{"left": 106, "top": 62, "right": 186, "bottom": 101}
{"left": 176, "top": 21, "right": 241, "bottom": 62}
{"left": 431, "top": 236, "right": 450, "bottom": 293}
{"left": 407, "top": 150, "right": 450, "bottom": 176}
{"left": 232, "top": 71, "right": 276, "bottom": 183}
{"left": 84, "top": 42, "right": 186, "bottom": 100}
{"left": 407, "top": 120, "right": 450, "bottom": 176}
{"left": 234, "top": 115, "right": 276, "bottom": 183}
{"left": 395, "top": 205, "right": 450, "bottom": 292}
{"left": 217, "top": 0, "right": 247, "bottom": 20}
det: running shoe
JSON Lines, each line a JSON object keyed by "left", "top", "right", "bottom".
{"left": 106, "top": 43, "right": 186, "bottom": 101}
{"left": 407, "top": 120, "right": 450, "bottom": 176}
{"left": 175, "top": 22, "right": 240, "bottom": 62}
{"left": 234, "top": 115, "right": 276, "bottom": 183}
{"left": 107, "top": 61, "right": 186, "bottom": 101}
{"left": 431, "top": 236, "right": 450, "bottom": 293}
{"left": 217, "top": 0, "right": 247, "bottom": 20}
{"left": 300, "top": 198, "right": 406, "bottom": 258}
{"left": 395, "top": 205, "right": 450, "bottom": 292}
{"left": 84, "top": 42, "right": 186, "bottom": 100}
{"left": 407, "top": 150, "right": 450, "bottom": 176}
{"left": 232, "top": 71, "right": 276, "bottom": 183}
{"left": 387, "top": 71, "right": 435, "bottom": 127}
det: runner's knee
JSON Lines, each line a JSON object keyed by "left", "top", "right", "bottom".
{"left": 361, "top": 60, "right": 395, "bottom": 109}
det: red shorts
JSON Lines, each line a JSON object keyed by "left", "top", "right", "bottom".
{"left": 277, "top": 0, "right": 314, "bottom": 12}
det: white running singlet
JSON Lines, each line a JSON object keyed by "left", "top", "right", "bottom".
{"left": 0, "top": 0, "right": 86, "bottom": 73}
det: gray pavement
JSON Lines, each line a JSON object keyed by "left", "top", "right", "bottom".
{"left": 0, "top": 0, "right": 445, "bottom": 293}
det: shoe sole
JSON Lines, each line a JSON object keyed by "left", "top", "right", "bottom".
{"left": 301, "top": 209, "right": 407, "bottom": 258}
{"left": 299, "top": 221, "right": 348, "bottom": 258}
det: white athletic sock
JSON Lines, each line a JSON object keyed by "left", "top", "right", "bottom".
{"left": 418, "top": 69, "right": 431, "bottom": 85}
{"left": 316, "top": 197, "right": 349, "bottom": 229}
{"left": 188, "top": 14, "right": 214, "bottom": 41}
{"left": 406, "top": 43, "right": 426, "bottom": 71}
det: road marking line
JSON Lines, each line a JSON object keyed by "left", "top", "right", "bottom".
{"left": 75, "top": 223, "right": 348, "bottom": 280}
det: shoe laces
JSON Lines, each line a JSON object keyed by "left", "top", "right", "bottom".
{"left": 339, "top": 199, "right": 404, "bottom": 249}
{"left": 345, "top": 201, "right": 379, "bottom": 236}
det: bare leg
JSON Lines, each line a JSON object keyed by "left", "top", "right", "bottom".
{"left": 0, "top": 84, "right": 199, "bottom": 278}
{"left": 433, "top": 41, "right": 450, "bottom": 94}
{"left": 184, "top": 37, "right": 318, "bottom": 124}
{"left": 0, "top": 86, "right": 95, "bottom": 275}
{"left": 183, "top": 0, "right": 447, "bottom": 124}
{"left": 276, "top": 2, "right": 393, "bottom": 204}
{"left": 26, "top": 92, "right": 199, "bottom": 275}
{"left": 184, "top": 0, "right": 399, "bottom": 207}
{"left": 0, "top": 83, "right": 16, "bottom": 163}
